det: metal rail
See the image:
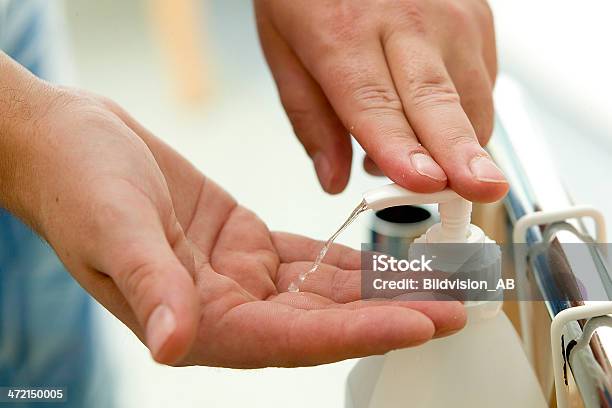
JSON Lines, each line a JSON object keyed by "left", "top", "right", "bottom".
{"left": 489, "top": 77, "right": 612, "bottom": 407}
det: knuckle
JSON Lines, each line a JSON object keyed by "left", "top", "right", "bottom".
{"left": 328, "top": 19, "right": 360, "bottom": 45}
{"left": 48, "top": 96, "right": 122, "bottom": 135}
{"left": 371, "top": 122, "right": 409, "bottom": 143}
{"left": 317, "top": 5, "right": 365, "bottom": 50}
{"left": 78, "top": 105, "right": 122, "bottom": 129}
{"left": 358, "top": 118, "right": 410, "bottom": 156}
{"left": 32, "top": 88, "right": 101, "bottom": 133}
{"left": 471, "top": 0, "right": 495, "bottom": 27}
{"left": 440, "top": 126, "right": 476, "bottom": 147}
{"left": 54, "top": 89, "right": 108, "bottom": 116}
{"left": 386, "top": 0, "right": 428, "bottom": 35}
{"left": 353, "top": 83, "right": 403, "bottom": 114}
{"left": 120, "top": 260, "right": 158, "bottom": 311}
{"left": 397, "top": 0, "right": 426, "bottom": 23}
{"left": 97, "top": 96, "right": 125, "bottom": 116}
{"left": 444, "top": 2, "right": 472, "bottom": 32}
{"left": 409, "top": 74, "right": 460, "bottom": 109}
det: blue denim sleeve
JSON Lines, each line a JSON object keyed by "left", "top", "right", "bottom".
{"left": 0, "top": 1, "right": 112, "bottom": 407}
{"left": 0, "top": 210, "right": 100, "bottom": 408}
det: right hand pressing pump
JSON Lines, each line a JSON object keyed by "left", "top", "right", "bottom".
{"left": 256, "top": 0, "right": 509, "bottom": 201}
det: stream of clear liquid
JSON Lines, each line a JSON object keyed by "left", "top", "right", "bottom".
{"left": 288, "top": 199, "right": 369, "bottom": 293}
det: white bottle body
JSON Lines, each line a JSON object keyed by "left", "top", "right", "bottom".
{"left": 352, "top": 183, "right": 547, "bottom": 407}
{"left": 346, "top": 303, "right": 547, "bottom": 408}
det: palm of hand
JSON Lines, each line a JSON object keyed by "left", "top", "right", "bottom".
{"left": 163, "top": 152, "right": 465, "bottom": 368}
{"left": 50, "top": 95, "right": 465, "bottom": 368}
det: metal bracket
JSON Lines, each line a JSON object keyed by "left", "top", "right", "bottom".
{"left": 551, "top": 303, "right": 612, "bottom": 408}
{"left": 512, "top": 206, "right": 607, "bottom": 362}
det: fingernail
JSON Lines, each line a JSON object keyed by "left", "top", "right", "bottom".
{"left": 410, "top": 153, "right": 447, "bottom": 181}
{"left": 146, "top": 304, "right": 176, "bottom": 358}
{"left": 469, "top": 156, "right": 507, "bottom": 184}
{"left": 313, "top": 152, "right": 332, "bottom": 191}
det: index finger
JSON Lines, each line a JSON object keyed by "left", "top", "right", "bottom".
{"left": 384, "top": 34, "right": 508, "bottom": 202}
{"left": 305, "top": 41, "right": 448, "bottom": 192}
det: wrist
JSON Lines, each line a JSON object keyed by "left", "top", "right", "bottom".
{"left": 0, "top": 52, "right": 54, "bottom": 227}
{"left": 0, "top": 51, "right": 51, "bottom": 136}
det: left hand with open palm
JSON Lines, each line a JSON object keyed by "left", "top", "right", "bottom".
{"left": 0, "top": 57, "right": 465, "bottom": 367}
{"left": 94, "top": 95, "right": 467, "bottom": 367}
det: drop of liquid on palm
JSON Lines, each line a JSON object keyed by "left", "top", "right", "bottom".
{"left": 288, "top": 199, "right": 368, "bottom": 293}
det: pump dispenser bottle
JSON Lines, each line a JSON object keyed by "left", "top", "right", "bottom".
{"left": 345, "top": 183, "right": 547, "bottom": 408}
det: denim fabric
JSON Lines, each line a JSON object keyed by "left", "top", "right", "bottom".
{"left": 0, "top": 1, "right": 111, "bottom": 407}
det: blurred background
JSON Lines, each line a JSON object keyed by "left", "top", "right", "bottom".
{"left": 60, "top": 1, "right": 379, "bottom": 407}
{"left": 11, "top": 0, "right": 612, "bottom": 406}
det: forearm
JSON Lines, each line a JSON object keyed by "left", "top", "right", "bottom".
{"left": 0, "top": 51, "right": 50, "bottom": 227}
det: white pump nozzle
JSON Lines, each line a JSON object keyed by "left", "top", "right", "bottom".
{"left": 363, "top": 183, "right": 474, "bottom": 243}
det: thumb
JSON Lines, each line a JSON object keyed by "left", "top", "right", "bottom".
{"left": 91, "top": 202, "right": 199, "bottom": 365}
